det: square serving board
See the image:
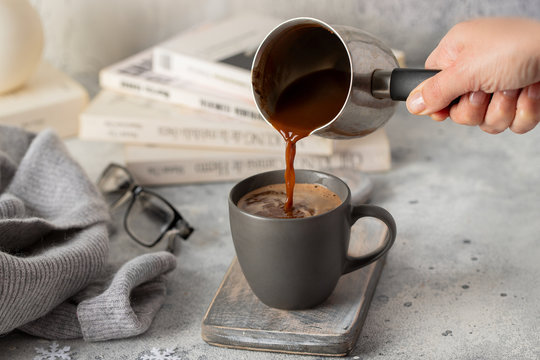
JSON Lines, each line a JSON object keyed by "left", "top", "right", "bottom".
{"left": 201, "top": 216, "right": 387, "bottom": 356}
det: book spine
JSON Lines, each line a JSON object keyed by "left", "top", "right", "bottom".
{"left": 152, "top": 48, "right": 252, "bottom": 98}
{"left": 78, "top": 113, "right": 333, "bottom": 155}
{"left": 0, "top": 96, "right": 87, "bottom": 138}
{"left": 126, "top": 152, "right": 375, "bottom": 186}
{"left": 99, "top": 68, "right": 261, "bottom": 123}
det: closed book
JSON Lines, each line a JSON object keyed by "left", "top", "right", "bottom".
{"left": 99, "top": 49, "right": 262, "bottom": 123}
{"left": 124, "top": 128, "right": 390, "bottom": 185}
{"left": 0, "top": 62, "right": 89, "bottom": 137}
{"left": 152, "top": 13, "right": 281, "bottom": 99}
{"left": 79, "top": 90, "right": 333, "bottom": 155}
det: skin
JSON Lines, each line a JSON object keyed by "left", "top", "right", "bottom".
{"left": 406, "top": 17, "right": 540, "bottom": 134}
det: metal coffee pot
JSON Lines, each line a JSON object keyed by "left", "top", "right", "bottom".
{"left": 251, "top": 17, "right": 438, "bottom": 139}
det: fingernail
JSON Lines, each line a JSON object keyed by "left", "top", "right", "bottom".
{"left": 502, "top": 89, "right": 519, "bottom": 98}
{"left": 407, "top": 92, "right": 426, "bottom": 114}
{"left": 469, "top": 91, "right": 489, "bottom": 106}
{"left": 527, "top": 83, "right": 540, "bottom": 100}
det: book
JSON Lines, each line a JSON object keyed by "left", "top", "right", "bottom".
{"left": 79, "top": 90, "right": 333, "bottom": 155}
{"left": 100, "top": 32, "right": 406, "bottom": 125}
{"left": 124, "top": 128, "right": 390, "bottom": 185}
{"left": 0, "top": 62, "right": 89, "bottom": 137}
{"left": 152, "top": 13, "right": 281, "bottom": 99}
{"left": 99, "top": 49, "right": 262, "bottom": 123}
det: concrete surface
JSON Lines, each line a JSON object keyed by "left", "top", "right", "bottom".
{"left": 0, "top": 105, "right": 539, "bottom": 359}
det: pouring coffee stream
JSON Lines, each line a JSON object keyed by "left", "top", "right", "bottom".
{"left": 271, "top": 68, "right": 350, "bottom": 211}
{"left": 252, "top": 17, "right": 443, "bottom": 213}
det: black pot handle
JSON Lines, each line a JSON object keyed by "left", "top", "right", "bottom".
{"left": 390, "top": 68, "right": 440, "bottom": 101}
{"left": 342, "top": 204, "right": 397, "bottom": 274}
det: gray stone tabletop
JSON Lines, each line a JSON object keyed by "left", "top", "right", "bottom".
{"left": 1, "top": 105, "right": 539, "bottom": 359}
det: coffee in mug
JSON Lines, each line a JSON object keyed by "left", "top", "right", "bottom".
{"left": 237, "top": 183, "right": 342, "bottom": 219}
{"left": 229, "top": 170, "right": 396, "bottom": 309}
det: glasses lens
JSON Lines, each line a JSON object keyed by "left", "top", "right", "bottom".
{"left": 98, "top": 165, "right": 133, "bottom": 206}
{"left": 125, "top": 191, "right": 175, "bottom": 246}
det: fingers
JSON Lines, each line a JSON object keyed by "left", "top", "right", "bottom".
{"left": 406, "top": 65, "right": 473, "bottom": 115}
{"left": 509, "top": 82, "right": 540, "bottom": 134}
{"left": 448, "top": 91, "right": 490, "bottom": 126}
{"left": 447, "top": 84, "right": 540, "bottom": 134}
{"left": 408, "top": 80, "right": 540, "bottom": 135}
{"left": 430, "top": 108, "right": 450, "bottom": 122}
{"left": 479, "top": 90, "right": 520, "bottom": 134}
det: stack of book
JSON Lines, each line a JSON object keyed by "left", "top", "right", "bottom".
{"left": 0, "top": 62, "right": 88, "bottom": 138}
{"left": 79, "top": 14, "right": 401, "bottom": 185}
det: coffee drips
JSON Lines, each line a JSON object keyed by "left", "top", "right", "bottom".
{"left": 268, "top": 68, "right": 349, "bottom": 213}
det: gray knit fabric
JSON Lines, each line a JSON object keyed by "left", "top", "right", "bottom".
{"left": 0, "top": 125, "right": 177, "bottom": 341}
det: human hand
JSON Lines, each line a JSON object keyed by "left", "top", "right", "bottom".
{"left": 406, "top": 17, "right": 540, "bottom": 134}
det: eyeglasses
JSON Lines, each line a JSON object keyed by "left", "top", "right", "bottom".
{"left": 97, "top": 163, "right": 194, "bottom": 252}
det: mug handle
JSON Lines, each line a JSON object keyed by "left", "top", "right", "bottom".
{"left": 342, "top": 204, "right": 397, "bottom": 274}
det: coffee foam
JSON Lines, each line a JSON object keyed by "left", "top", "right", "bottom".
{"left": 237, "top": 183, "right": 342, "bottom": 219}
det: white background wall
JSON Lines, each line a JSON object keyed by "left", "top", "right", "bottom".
{"left": 29, "top": 0, "right": 540, "bottom": 95}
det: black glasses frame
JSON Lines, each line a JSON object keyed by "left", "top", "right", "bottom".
{"left": 97, "top": 163, "right": 194, "bottom": 251}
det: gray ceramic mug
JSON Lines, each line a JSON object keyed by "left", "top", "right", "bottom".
{"left": 229, "top": 169, "right": 396, "bottom": 310}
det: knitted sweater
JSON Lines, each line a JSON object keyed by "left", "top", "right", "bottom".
{"left": 0, "top": 125, "right": 176, "bottom": 341}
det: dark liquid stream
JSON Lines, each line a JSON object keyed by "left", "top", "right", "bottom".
{"left": 269, "top": 69, "right": 349, "bottom": 216}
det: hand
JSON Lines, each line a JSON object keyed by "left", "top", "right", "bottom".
{"left": 406, "top": 18, "right": 540, "bottom": 134}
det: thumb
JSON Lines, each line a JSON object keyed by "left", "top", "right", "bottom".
{"left": 406, "top": 65, "right": 472, "bottom": 115}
